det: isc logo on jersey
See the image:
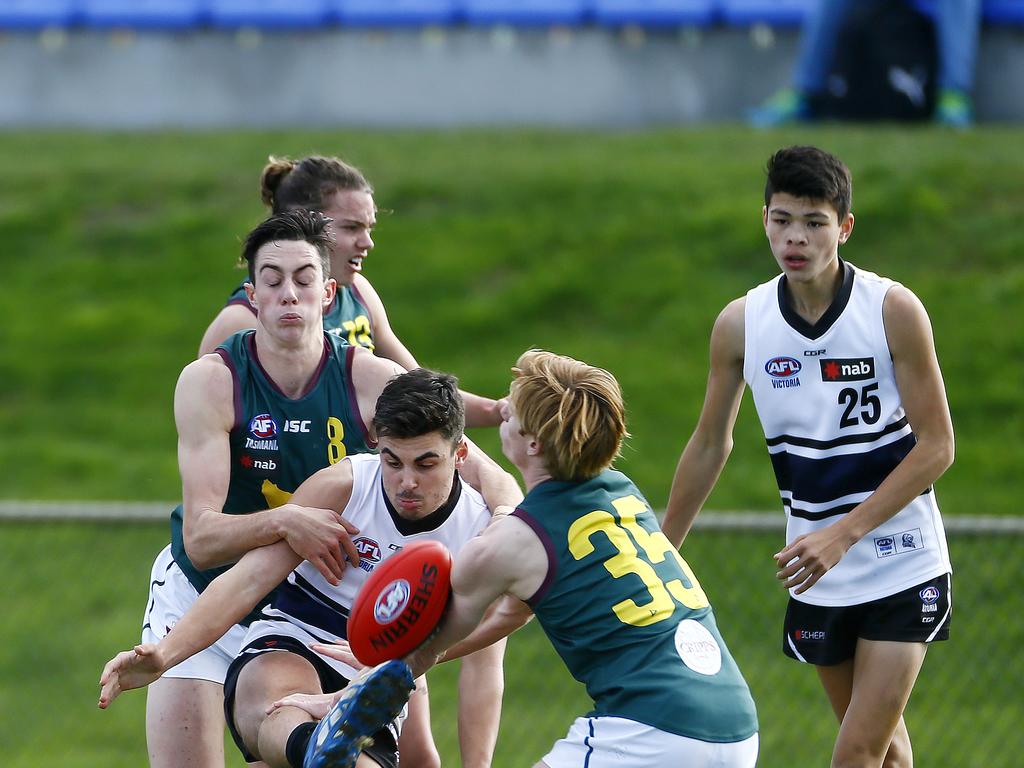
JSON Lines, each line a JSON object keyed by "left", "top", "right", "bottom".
{"left": 246, "top": 413, "right": 280, "bottom": 451}
{"left": 765, "top": 356, "right": 802, "bottom": 390}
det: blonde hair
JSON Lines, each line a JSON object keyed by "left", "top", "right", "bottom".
{"left": 510, "top": 349, "right": 628, "bottom": 482}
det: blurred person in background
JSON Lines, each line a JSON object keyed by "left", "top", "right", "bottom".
{"left": 663, "top": 145, "right": 953, "bottom": 767}
{"left": 749, "top": 0, "right": 979, "bottom": 128}
{"left": 198, "top": 154, "right": 504, "bottom": 428}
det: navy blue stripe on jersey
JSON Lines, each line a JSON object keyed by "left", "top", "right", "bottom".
{"left": 770, "top": 433, "right": 917, "bottom": 506}
{"left": 270, "top": 574, "right": 350, "bottom": 638}
{"left": 766, "top": 417, "right": 909, "bottom": 451}
{"left": 511, "top": 507, "right": 558, "bottom": 607}
{"left": 214, "top": 346, "right": 245, "bottom": 431}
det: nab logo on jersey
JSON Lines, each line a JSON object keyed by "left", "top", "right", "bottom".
{"left": 820, "top": 358, "right": 875, "bottom": 382}
{"left": 765, "top": 357, "right": 802, "bottom": 378}
{"left": 249, "top": 414, "right": 277, "bottom": 439}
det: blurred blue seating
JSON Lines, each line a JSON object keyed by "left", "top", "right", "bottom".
{"left": 593, "top": 0, "right": 716, "bottom": 27}
{"left": 333, "top": 0, "right": 458, "bottom": 27}
{"left": 207, "top": 0, "right": 332, "bottom": 29}
{"left": 0, "top": 0, "right": 75, "bottom": 29}
{"left": 718, "top": 0, "right": 813, "bottom": 26}
{"left": 984, "top": 0, "right": 1024, "bottom": 23}
{"left": 79, "top": 0, "right": 206, "bottom": 29}
{"left": 461, "top": 0, "right": 588, "bottom": 26}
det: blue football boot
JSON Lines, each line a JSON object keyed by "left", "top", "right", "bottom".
{"left": 303, "top": 660, "right": 415, "bottom": 768}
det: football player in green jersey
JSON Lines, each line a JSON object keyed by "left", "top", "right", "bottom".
{"left": 198, "top": 154, "right": 503, "bottom": 428}
{"left": 283, "top": 350, "right": 759, "bottom": 768}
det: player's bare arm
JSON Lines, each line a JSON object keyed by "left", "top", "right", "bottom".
{"left": 456, "top": 639, "right": 506, "bottom": 768}
{"left": 349, "top": 344, "right": 406, "bottom": 433}
{"left": 407, "top": 514, "right": 545, "bottom": 678}
{"left": 177, "top": 356, "right": 357, "bottom": 583}
{"left": 355, "top": 275, "right": 504, "bottom": 427}
{"left": 197, "top": 301, "right": 256, "bottom": 357}
{"left": 440, "top": 595, "right": 533, "bottom": 662}
{"left": 663, "top": 297, "right": 747, "bottom": 547}
{"left": 99, "top": 540, "right": 300, "bottom": 709}
{"left": 460, "top": 441, "right": 525, "bottom": 516}
{"left": 775, "top": 285, "right": 955, "bottom": 594}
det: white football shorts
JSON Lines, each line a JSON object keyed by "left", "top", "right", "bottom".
{"left": 141, "top": 544, "right": 248, "bottom": 684}
{"left": 541, "top": 715, "right": 759, "bottom": 768}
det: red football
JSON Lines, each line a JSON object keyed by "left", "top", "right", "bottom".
{"left": 348, "top": 540, "right": 453, "bottom": 666}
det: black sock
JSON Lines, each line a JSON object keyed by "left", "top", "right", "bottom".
{"left": 285, "top": 721, "right": 317, "bottom": 768}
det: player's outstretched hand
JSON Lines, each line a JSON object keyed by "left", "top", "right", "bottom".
{"left": 310, "top": 640, "right": 363, "bottom": 670}
{"left": 267, "top": 690, "right": 340, "bottom": 719}
{"left": 97, "top": 643, "right": 166, "bottom": 709}
{"left": 774, "top": 525, "right": 853, "bottom": 594}
{"left": 279, "top": 503, "right": 361, "bottom": 585}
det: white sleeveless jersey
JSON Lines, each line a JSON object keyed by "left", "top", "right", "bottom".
{"left": 245, "top": 452, "right": 491, "bottom": 676}
{"left": 743, "top": 261, "right": 950, "bottom": 606}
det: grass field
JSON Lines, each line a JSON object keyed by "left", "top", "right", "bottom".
{"left": 3, "top": 521, "right": 1021, "bottom": 767}
{"left": 2, "top": 126, "right": 1023, "bottom": 766}
{"left": 1, "top": 127, "right": 1022, "bottom": 513}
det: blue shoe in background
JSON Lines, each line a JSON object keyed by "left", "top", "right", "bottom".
{"left": 303, "top": 660, "right": 415, "bottom": 768}
{"left": 935, "top": 89, "right": 973, "bottom": 128}
{"left": 747, "top": 88, "right": 811, "bottom": 128}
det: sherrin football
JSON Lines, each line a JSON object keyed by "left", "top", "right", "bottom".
{"left": 348, "top": 540, "right": 453, "bottom": 666}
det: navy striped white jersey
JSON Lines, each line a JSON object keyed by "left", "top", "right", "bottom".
{"left": 743, "top": 260, "right": 951, "bottom": 606}
{"left": 246, "top": 452, "right": 491, "bottom": 677}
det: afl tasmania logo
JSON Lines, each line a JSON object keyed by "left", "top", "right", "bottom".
{"left": 374, "top": 579, "right": 411, "bottom": 624}
{"left": 765, "top": 357, "right": 802, "bottom": 378}
{"left": 248, "top": 414, "right": 277, "bottom": 439}
{"left": 920, "top": 586, "right": 941, "bottom": 605}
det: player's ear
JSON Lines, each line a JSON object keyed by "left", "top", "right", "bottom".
{"left": 322, "top": 277, "right": 337, "bottom": 309}
{"left": 527, "top": 438, "right": 542, "bottom": 457}
{"left": 244, "top": 281, "right": 257, "bottom": 309}
{"left": 838, "top": 212, "right": 855, "bottom": 244}
{"left": 454, "top": 438, "right": 469, "bottom": 467}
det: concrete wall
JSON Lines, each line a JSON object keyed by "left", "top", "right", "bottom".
{"left": 0, "top": 25, "right": 1021, "bottom": 127}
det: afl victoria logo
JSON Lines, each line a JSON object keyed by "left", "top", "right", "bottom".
{"left": 765, "top": 357, "right": 802, "bottom": 378}
{"left": 248, "top": 413, "right": 277, "bottom": 439}
{"left": 374, "top": 579, "right": 411, "bottom": 624}
{"left": 919, "top": 586, "right": 940, "bottom": 605}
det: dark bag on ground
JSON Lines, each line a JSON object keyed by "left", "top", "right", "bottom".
{"left": 813, "top": 0, "right": 937, "bottom": 121}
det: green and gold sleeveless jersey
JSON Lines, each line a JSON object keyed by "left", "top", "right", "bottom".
{"left": 170, "top": 330, "right": 374, "bottom": 607}
{"left": 512, "top": 470, "right": 758, "bottom": 742}
{"left": 226, "top": 279, "right": 375, "bottom": 351}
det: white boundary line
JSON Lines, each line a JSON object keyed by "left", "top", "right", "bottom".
{"left": 1, "top": 500, "right": 1021, "bottom": 534}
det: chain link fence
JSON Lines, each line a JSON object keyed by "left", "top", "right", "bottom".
{"left": 1, "top": 509, "right": 1020, "bottom": 767}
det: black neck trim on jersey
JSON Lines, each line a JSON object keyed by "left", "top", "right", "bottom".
{"left": 382, "top": 470, "right": 463, "bottom": 535}
{"left": 778, "top": 258, "right": 855, "bottom": 341}
{"left": 248, "top": 332, "right": 331, "bottom": 401}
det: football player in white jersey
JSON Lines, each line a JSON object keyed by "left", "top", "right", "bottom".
{"left": 662, "top": 145, "right": 954, "bottom": 768}
{"left": 100, "top": 368, "right": 524, "bottom": 768}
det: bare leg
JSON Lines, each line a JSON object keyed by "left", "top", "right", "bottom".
{"left": 396, "top": 676, "right": 441, "bottom": 768}
{"left": 147, "top": 677, "right": 226, "bottom": 768}
{"left": 817, "top": 640, "right": 926, "bottom": 768}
